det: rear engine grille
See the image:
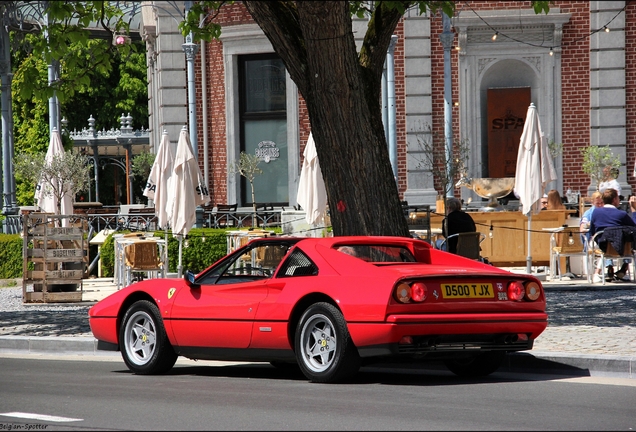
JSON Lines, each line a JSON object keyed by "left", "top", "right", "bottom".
{"left": 397, "top": 334, "right": 532, "bottom": 354}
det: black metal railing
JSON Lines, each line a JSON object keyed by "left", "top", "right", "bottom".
{"left": 2, "top": 209, "right": 282, "bottom": 235}
{"left": 204, "top": 210, "right": 282, "bottom": 229}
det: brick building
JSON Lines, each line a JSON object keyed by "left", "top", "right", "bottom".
{"left": 141, "top": 1, "right": 635, "bottom": 209}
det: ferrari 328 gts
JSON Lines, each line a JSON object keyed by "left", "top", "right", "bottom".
{"left": 89, "top": 235, "right": 547, "bottom": 383}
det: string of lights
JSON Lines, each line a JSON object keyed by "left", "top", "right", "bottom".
{"left": 428, "top": 210, "right": 565, "bottom": 235}
{"left": 459, "top": 1, "right": 633, "bottom": 55}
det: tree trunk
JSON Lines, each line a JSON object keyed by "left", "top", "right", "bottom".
{"left": 244, "top": 1, "right": 411, "bottom": 237}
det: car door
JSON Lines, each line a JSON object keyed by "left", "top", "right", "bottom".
{"left": 169, "top": 245, "right": 270, "bottom": 349}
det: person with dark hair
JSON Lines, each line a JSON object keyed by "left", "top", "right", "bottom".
{"left": 437, "top": 197, "right": 476, "bottom": 254}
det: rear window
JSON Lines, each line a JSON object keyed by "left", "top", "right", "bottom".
{"left": 278, "top": 249, "right": 319, "bottom": 277}
{"left": 335, "top": 245, "right": 416, "bottom": 263}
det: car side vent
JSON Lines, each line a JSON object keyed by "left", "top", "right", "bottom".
{"left": 279, "top": 250, "right": 318, "bottom": 277}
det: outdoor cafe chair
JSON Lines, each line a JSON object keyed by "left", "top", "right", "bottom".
{"left": 439, "top": 232, "right": 486, "bottom": 262}
{"left": 588, "top": 226, "right": 636, "bottom": 285}
{"left": 549, "top": 226, "right": 590, "bottom": 282}
{"left": 210, "top": 203, "right": 238, "bottom": 228}
{"left": 255, "top": 203, "right": 277, "bottom": 227}
{"left": 123, "top": 240, "right": 165, "bottom": 287}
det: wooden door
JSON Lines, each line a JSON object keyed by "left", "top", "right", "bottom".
{"left": 487, "top": 88, "right": 531, "bottom": 178}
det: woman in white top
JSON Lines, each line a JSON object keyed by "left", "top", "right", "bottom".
{"left": 598, "top": 166, "right": 621, "bottom": 198}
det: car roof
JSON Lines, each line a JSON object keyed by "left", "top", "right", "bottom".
{"left": 250, "top": 235, "right": 424, "bottom": 248}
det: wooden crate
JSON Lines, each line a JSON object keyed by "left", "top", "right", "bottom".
{"left": 22, "top": 213, "right": 87, "bottom": 303}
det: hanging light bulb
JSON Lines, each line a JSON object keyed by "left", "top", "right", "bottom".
{"left": 604, "top": 26, "right": 610, "bottom": 33}
{"left": 549, "top": 47, "right": 554, "bottom": 56}
{"left": 492, "top": 31, "right": 498, "bottom": 41}
{"left": 489, "top": 224, "right": 494, "bottom": 239}
{"left": 568, "top": 231, "right": 575, "bottom": 246}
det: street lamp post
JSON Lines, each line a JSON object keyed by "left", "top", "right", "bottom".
{"left": 182, "top": 1, "right": 199, "bottom": 160}
{"left": 440, "top": 12, "right": 455, "bottom": 199}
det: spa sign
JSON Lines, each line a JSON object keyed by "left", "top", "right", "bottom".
{"left": 255, "top": 140, "right": 280, "bottom": 163}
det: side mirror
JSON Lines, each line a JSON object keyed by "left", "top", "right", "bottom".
{"left": 184, "top": 270, "right": 200, "bottom": 289}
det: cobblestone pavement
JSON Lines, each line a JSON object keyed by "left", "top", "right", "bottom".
{"left": 1, "top": 285, "right": 635, "bottom": 357}
{"left": 534, "top": 288, "right": 636, "bottom": 356}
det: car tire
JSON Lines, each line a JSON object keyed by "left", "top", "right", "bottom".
{"left": 119, "top": 300, "right": 178, "bottom": 375}
{"left": 443, "top": 351, "right": 506, "bottom": 377}
{"left": 295, "top": 302, "right": 360, "bottom": 383}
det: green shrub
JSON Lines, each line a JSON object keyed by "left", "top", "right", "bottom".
{"left": 99, "top": 228, "right": 242, "bottom": 277}
{"left": 0, "top": 234, "right": 24, "bottom": 279}
{"left": 2, "top": 227, "right": 283, "bottom": 279}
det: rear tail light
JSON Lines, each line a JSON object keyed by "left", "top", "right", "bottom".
{"left": 507, "top": 281, "right": 525, "bottom": 301}
{"left": 411, "top": 283, "right": 427, "bottom": 302}
{"left": 395, "top": 282, "right": 428, "bottom": 303}
{"left": 507, "top": 280, "right": 542, "bottom": 301}
{"left": 525, "top": 281, "right": 541, "bottom": 300}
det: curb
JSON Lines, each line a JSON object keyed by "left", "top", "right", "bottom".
{"left": 506, "top": 351, "right": 635, "bottom": 379}
{"left": 0, "top": 336, "right": 633, "bottom": 379}
{"left": 0, "top": 336, "right": 103, "bottom": 355}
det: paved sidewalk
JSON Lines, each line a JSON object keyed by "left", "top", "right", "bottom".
{"left": 1, "top": 276, "right": 635, "bottom": 379}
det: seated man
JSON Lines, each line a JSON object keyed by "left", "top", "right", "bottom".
{"left": 579, "top": 191, "right": 603, "bottom": 232}
{"left": 588, "top": 188, "right": 636, "bottom": 282}
{"left": 437, "top": 197, "right": 476, "bottom": 254}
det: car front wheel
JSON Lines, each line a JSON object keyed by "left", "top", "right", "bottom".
{"left": 443, "top": 351, "right": 506, "bottom": 377}
{"left": 295, "top": 302, "right": 360, "bottom": 383}
{"left": 119, "top": 300, "right": 177, "bottom": 374}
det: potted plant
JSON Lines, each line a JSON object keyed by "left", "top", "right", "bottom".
{"left": 413, "top": 123, "right": 470, "bottom": 212}
{"left": 581, "top": 145, "right": 621, "bottom": 191}
{"left": 229, "top": 152, "right": 263, "bottom": 227}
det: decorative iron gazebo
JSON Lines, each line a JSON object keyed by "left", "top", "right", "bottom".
{"left": 66, "top": 113, "right": 150, "bottom": 205}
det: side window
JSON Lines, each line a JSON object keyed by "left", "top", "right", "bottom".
{"left": 278, "top": 249, "right": 318, "bottom": 277}
{"left": 196, "top": 243, "right": 293, "bottom": 285}
{"left": 254, "top": 244, "right": 289, "bottom": 276}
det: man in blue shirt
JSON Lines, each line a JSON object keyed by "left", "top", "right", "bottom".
{"left": 589, "top": 188, "right": 636, "bottom": 281}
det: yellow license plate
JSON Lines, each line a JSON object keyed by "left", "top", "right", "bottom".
{"left": 441, "top": 283, "right": 494, "bottom": 299}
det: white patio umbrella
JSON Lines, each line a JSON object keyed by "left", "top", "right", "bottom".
{"left": 143, "top": 130, "right": 174, "bottom": 230}
{"left": 514, "top": 103, "right": 557, "bottom": 274}
{"left": 296, "top": 132, "right": 327, "bottom": 226}
{"left": 166, "top": 126, "right": 210, "bottom": 277}
{"left": 35, "top": 128, "right": 73, "bottom": 226}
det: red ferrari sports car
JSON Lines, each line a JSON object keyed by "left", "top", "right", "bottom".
{"left": 89, "top": 235, "right": 547, "bottom": 383}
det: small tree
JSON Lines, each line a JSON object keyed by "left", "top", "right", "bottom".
{"left": 14, "top": 150, "right": 92, "bottom": 216}
{"left": 547, "top": 139, "right": 563, "bottom": 159}
{"left": 581, "top": 145, "right": 621, "bottom": 190}
{"left": 412, "top": 123, "right": 470, "bottom": 207}
{"left": 131, "top": 150, "right": 156, "bottom": 204}
{"left": 229, "top": 152, "right": 263, "bottom": 227}
{"left": 131, "top": 150, "right": 156, "bottom": 180}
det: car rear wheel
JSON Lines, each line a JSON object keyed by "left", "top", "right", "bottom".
{"left": 120, "top": 300, "right": 177, "bottom": 374}
{"left": 295, "top": 302, "right": 360, "bottom": 383}
{"left": 443, "top": 351, "right": 506, "bottom": 377}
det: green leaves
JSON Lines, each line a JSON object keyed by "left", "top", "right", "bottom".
{"left": 131, "top": 151, "right": 156, "bottom": 180}
{"left": 229, "top": 152, "right": 263, "bottom": 183}
{"left": 180, "top": 1, "right": 227, "bottom": 42}
{"left": 413, "top": 123, "right": 470, "bottom": 198}
{"left": 581, "top": 145, "right": 621, "bottom": 189}
{"left": 13, "top": 150, "right": 92, "bottom": 212}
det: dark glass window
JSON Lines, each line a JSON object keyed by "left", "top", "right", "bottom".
{"left": 239, "top": 54, "right": 288, "bottom": 206}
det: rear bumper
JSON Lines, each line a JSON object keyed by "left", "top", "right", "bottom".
{"left": 349, "top": 312, "right": 547, "bottom": 358}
